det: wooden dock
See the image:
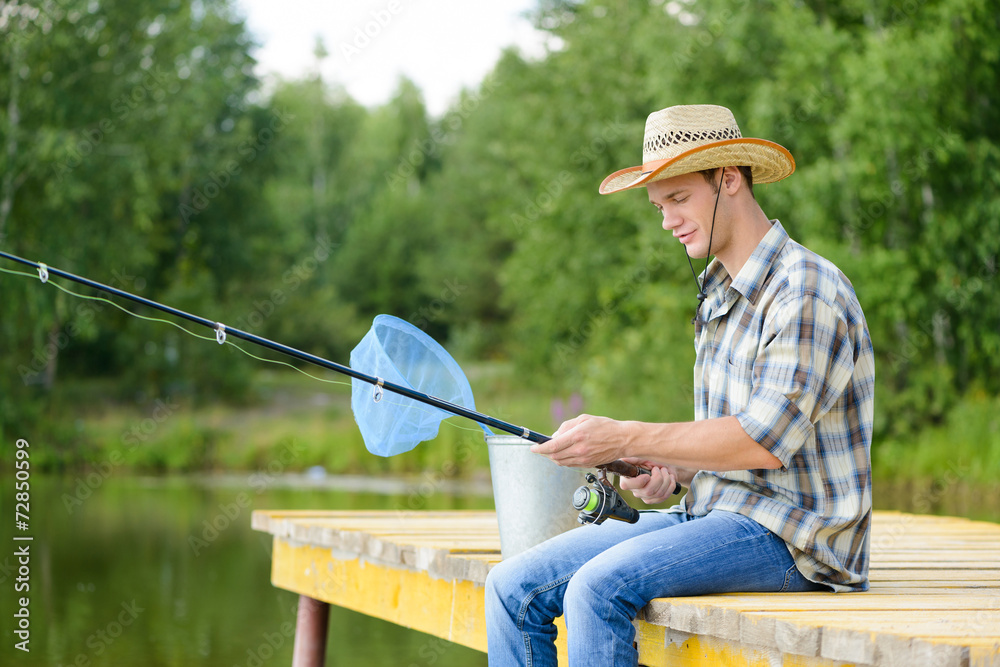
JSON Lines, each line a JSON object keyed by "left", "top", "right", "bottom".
{"left": 251, "top": 509, "right": 1000, "bottom": 666}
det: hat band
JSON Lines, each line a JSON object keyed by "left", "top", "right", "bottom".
{"left": 643, "top": 126, "right": 741, "bottom": 154}
{"left": 639, "top": 157, "right": 671, "bottom": 175}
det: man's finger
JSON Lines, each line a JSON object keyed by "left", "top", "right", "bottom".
{"left": 620, "top": 472, "right": 651, "bottom": 490}
{"left": 553, "top": 413, "right": 589, "bottom": 438}
{"left": 530, "top": 440, "right": 554, "bottom": 455}
{"left": 531, "top": 432, "right": 570, "bottom": 456}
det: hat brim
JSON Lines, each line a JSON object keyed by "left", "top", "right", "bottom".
{"left": 599, "top": 138, "right": 795, "bottom": 195}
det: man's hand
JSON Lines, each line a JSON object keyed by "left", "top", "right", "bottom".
{"left": 529, "top": 414, "right": 630, "bottom": 467}
{"left": 618, "top": 458, "right": 680, "bottom": 504}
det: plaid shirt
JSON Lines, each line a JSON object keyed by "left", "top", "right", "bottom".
{"left": 672, "top": 220, "right": 875, "bottom": 592}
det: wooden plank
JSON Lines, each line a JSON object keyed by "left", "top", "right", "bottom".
{"left": 649, "top": 593, "right": 1000, "bottom": 612}
{"left": 870, "top": 552, "right": 1000, "bottom": 564}
{"left": 634, "top": 621, "right": 857, "bottom": 667}
{"left": 744, "top": 609, "right": 999, "bottom": 635}
{"left": 869, "top": 568, "right": 1000, "bottom": 581}
{"left": 268, "top": 536, "right": 572, "bottom": 661}
{"left": 253, "top": 509, "right": 1000, "bottom": 667}
{"left": 740, "top": 610, "right": 999, "bottom": 666}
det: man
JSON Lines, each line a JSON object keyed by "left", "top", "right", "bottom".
{"left": 485, "top": 104, "right": 875, "bottom": 665}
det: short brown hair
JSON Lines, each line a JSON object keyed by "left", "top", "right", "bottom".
{"left": 698, "top": 166, "right": 755, "bottom": 199}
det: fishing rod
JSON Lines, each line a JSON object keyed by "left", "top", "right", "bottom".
{"left": 0, "top": 249, "right": 659, "bottom": 481}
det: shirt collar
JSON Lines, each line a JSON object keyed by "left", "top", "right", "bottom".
{"left": 698, "top": 220, "right": 788, "bottom": 321}
{"left": 729, "top": 220, "right": 789, "bottom": 306}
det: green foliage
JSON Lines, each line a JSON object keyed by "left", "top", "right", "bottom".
{"left": 873, "top": 391, "right": 1000, "bottom": 485}
{"left": 2, "top": 0, "right": 998, "bottom": 475}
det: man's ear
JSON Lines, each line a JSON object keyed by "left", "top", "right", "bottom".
{"left": 722, "top": 166, "right": 742, "bottom": 194}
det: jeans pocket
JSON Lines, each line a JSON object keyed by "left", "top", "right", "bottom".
{"left": 778, "top": 562, "right": 798, "bottom": 592}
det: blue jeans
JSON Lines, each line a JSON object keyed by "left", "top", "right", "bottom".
{"left": 485, "top": 509, "right": 823, "bottom": 666}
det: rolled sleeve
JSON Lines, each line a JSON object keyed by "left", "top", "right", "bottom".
{"left": 736, "top": 292, "right": 856, "bottom": 466}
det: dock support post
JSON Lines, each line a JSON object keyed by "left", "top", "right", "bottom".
{"left": 292, "top": 595, "right": 329, "bottom": 667}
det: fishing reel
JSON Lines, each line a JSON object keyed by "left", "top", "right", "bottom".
{"left": 572, "top": 461, "right": 682, "bottom": 525}
{"left": 572, "top": 466, "right": 640, "bottom": 525}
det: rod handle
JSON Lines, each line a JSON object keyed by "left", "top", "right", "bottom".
{"left": 598, "top": 460, "right": 683, "bottom": 496}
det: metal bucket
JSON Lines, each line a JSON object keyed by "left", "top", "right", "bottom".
{"left": 486, "top": 434, "right": 584, "bottom": 559}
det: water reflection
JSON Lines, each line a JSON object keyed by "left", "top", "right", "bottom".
{"left": 0, "top": 475, "right": 493, "bottom": 666}
{"left": 872, "top": 476, "right": 1000, "bottom": 523}
{"left": 2, "top": 472, "right": 997, "bottom": 666}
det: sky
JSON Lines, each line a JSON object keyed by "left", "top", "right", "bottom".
{"left": 233, "top": 0, "right": 550, "bottom": 116}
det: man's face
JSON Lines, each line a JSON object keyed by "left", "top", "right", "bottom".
{"left": 647, "top": 171, "right": 722, "bottom": 260}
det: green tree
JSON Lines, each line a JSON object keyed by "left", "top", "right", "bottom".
{"left": 0, "top": 0, "right": 272, "bottom": 446}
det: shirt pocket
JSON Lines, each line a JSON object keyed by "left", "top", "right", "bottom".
{"left": 725, "top": 342, "right": 757, "bottom": 413}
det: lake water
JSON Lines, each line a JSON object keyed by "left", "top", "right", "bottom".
{"left": 0, "top": 474, "right": 494, "bottom": 667}
{"left": 1, "top": 472, "right": 996, "bottom": 666}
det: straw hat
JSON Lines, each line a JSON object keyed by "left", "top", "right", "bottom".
{"left": 599, "top": 104, "right": 795, "bottom": 195}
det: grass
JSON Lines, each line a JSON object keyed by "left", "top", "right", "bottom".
{"left": 17, "top": 363, "right": 1000, "bottom": 498}
{"left": 35, "top": 363, "right": 560, "bottom": 477}
{"left": 871, "top": 391, "right": 1000, "bottom": 487}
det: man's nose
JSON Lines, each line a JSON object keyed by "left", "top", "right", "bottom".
{"left": 661, "top": 211, "right": 680, "bottom": 231}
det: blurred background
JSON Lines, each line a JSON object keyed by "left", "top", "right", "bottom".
{"left": 1, "top": 0, "right": 998, "bottom": 665}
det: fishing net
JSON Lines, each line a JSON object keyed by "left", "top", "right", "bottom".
{"left": 350, "top": 314, "right": 491, "bottom": 456}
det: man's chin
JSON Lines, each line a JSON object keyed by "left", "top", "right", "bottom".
{"left": 684, "top": 246, "right": 709, "bottom": 260}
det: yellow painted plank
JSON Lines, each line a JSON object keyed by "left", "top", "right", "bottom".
{"left": 634, "top": 620, "right": 857, "bottom": 667}
{"left": 923, "top": 638, "right": 1000, "bottom": 667}
{"left": 271, "top": 537, "right": 470, "bottom": 645}
{"left": 269, "top": 536, "right": 570, "bottom": 659}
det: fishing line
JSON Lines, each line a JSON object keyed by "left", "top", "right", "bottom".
{"left": 0, "top": 250, "right": 658, "bottom": 490}
{"left": 0, "top": 264, "right": 484, "bottom": 436}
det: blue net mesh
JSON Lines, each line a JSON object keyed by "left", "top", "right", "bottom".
{"left": 350, "top": 315, "right": 491, "bottom": 456}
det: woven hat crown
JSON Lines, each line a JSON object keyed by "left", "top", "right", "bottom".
{"left": 642, "top": 105, "right": 743, "bottom": 164}
{"left": 599, "top": 104, "right": 794, "bottom": 194}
